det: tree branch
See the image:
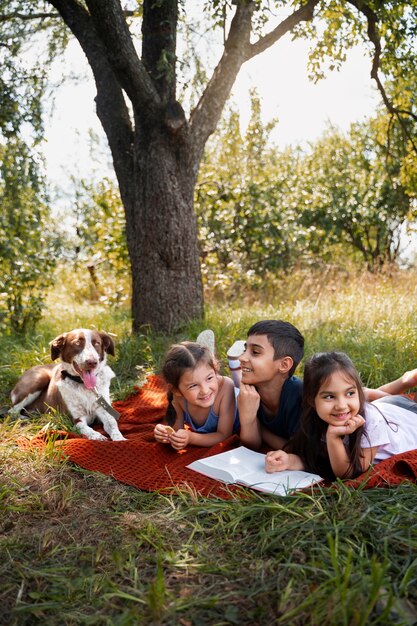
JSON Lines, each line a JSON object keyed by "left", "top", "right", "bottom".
{"left": 189, "top": 0, "right": 320, "bottom": 170}
{"left": 245, "top": 0, "right": 320, "bottom": 61}
{"left": 47, "top": 0, "right": 135, "bottom": 211}
{"left": 347, "top": 0, "right": 417, "bottom": 153}
{"left": 142, "top": 0, "right": 177, "bottom": 102}
{"left": 189, "top": 2, "right": 255, "bottom": 168}
{"left": 84, "top": 0, "right": 160, "bottom": 113}
{"left": 0, "top": 9, "right": 136, "bottom": 21}
{"left": 0, "top": 12, "right": 59, "bottom": 21}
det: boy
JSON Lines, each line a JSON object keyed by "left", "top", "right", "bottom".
{"left": 237, "top": 320, "right": 304, "bottom": 451}
{"left": 233, "top": 319, "right": 417, "bottom": 452}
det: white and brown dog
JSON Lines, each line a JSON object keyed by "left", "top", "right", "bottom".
{"left": 10, "top": 329, "right": 126, "bottom": 441}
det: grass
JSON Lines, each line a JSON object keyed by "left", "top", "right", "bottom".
{"left": 1, "top": 267, "right": 417, "bottom": 624}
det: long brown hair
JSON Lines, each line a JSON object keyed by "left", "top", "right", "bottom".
{"left": 286, "top": 352, "right": 368, "bottom": 479}
{"left": 162, "top": 341, "right": 217, "bottom": 425}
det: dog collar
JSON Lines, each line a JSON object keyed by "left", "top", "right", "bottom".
{"left": 61, "top": 370, "right": 83, "bottom": 384}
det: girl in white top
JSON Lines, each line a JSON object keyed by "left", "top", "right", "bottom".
{"left": 265, "top": 351, "right": 417, "bottom": 479}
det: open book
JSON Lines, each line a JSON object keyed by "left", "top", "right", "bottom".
{"left": 187, "top": 446, "right": 323, "bottom": 495}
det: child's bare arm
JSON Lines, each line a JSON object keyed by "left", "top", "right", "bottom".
{"left": 261, "top": 426, "right": 288, "bottom": 451}
{"left": 154, "top": 400, "right": 184, "bottom": 443}
{"left": 215, "top": 376, "right": 236, "bottom": 437}
{"left": 326, "top": 415, "right": 377, "bottom": 477}
{"left": 363, "top": 387, "right": 389, "bottom": 401}
{"left": 377, "top": 368, "right": 417, "bottom": 395}
{"left": 237, "top": 383, "right": 263, "bottom": 450}
{"left": 172, "top": 428, "right": 230, "bottom": 449}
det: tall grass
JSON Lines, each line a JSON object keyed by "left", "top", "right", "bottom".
{"left": 1, "top": 267, "right": 417, "bottom": 625}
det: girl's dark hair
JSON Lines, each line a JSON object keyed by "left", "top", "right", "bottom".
{"left": 286, "top": 351, "right": 367, "bottom": 479}
{"left": 162, "top": 341, "right": 216, "bottom": 425}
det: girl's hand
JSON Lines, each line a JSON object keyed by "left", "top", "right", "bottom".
{"left": 154, "top": 423, "right": 174, "bottom": 443}
{"left": 265, "top": 450, "right": 290, "bottom": 472}
{"left": 265, "top": 450, "right": 304, "bottom": 472}
{"left": 169, "top": 428, "right": 191, "bottom": 450}
{"left": 327, "top": 414, "right": 365, "bottom": 438}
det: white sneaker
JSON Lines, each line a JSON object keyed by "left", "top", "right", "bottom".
{"left": 227, "top": 340, "right": 246, "bottom": 359}
{"left": 196, "top": 329, "right": 215, "bottom": 358}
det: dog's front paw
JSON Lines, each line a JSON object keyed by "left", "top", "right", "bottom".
{"left": 89, "top": 431, "right": 108, "bottom": 441}
{"left": 111, "top": 432, "right": 127, "bottom": 441}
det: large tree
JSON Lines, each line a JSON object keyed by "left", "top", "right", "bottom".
{"left": 2, "top": 0, "right": 416, "bottom": 332}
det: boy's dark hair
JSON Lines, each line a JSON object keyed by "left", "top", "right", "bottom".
{"left": 247, "top": 320, "right": 304, "bottom": 377}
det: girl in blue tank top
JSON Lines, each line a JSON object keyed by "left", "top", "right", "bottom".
{"left": 154, "top": 341, "right": 238, "bottom": 450}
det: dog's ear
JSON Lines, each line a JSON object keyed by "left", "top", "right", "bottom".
{"left": 50, "top": 334, "right": 67, "bottom": 361}
{"left": 100, "top": 333, "right": 115, "bottom": 356}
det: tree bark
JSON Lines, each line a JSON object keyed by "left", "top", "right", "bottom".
{"left": 129, "top": 119, "right": 203, "bottom": 332}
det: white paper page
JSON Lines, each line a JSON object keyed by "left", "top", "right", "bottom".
{"left": 187, "top": 446, "right": 323, "bottom": 494}
{"left": 187, "top": 446, "right": 266, "bottom": 483}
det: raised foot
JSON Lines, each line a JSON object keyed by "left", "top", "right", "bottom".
{"left": 196, "top": 329, "right": 215, "bottom": 358}
{"left": 227, "top": 340, "right": 246, "bottom": 359}
{"left": 402, "top": 368, "right": 417, "bottom": 390}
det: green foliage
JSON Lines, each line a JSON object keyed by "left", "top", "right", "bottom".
{"left": 196, "top": 91, "right": 307, "bottom": 289}
{"left": 300, "top": 115, "right": 415, "bottom": 270}
{"left": 0, "top": 3, "right": 66, "bottom": 335}
{"left": 0, "top": 139, "right": 58, "bottom": 334}
{"left": 73, "top": 178, "right": 130, "bottom": 305}
{"left": 0, "top": 0, "right": 63, "bottom": 140}
{"left": 0, "top": 54, "right": 45, "bottom": 140}
{"left": 387, "top": 71, "right": 417, "bottom": 198}
{"left": 197, "top": 92, "right": 416, "bottom": 289}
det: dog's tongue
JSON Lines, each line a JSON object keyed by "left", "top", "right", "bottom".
{"left": 81, "top": 370, "right": 97, "bottom": 390}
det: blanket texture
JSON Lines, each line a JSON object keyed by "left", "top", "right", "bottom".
{"left": 16, "top": 375, "right": 417, "bottom": 498}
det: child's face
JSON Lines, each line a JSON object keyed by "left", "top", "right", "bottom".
{"left": 176, "top": 362, "right": 219, "bottom": 407}
{"left": 238, "top": 334, "right": 286, "bottom": 385}
{"left": 314, "top": 370, "right": 360, "bottom": 426}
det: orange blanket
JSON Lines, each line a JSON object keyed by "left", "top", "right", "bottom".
{"left": 16, "top": 375, "right": 417, "bottom": 498}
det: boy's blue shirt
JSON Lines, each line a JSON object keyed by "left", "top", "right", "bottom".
{"left": 256, "top": 375, "right": 303, "bottom": 439}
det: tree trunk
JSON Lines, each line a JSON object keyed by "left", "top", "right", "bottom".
{"left": 127, "top": 125, "right": 203, "bottom": 333}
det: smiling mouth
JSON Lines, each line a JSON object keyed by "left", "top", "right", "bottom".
{"left": 332, "top": 412, "right": 350, "bottom": 420}
{"left": 199, "top": 392, "right": 214, "bottom": 401}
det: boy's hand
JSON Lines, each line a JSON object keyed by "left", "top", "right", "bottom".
{"left": 265, "top": 450, "right": 304, "bottom": 472}
{"left": 154, "top": 423, "right": 174, "bottom": 443}
{"left": 238, "top": 383, "right": 260, "bottom": 422}
{"left": 169, "top": 428, "right": 191, "bottom": 450}
{"left": 327, "top": 414, "right": 365, "bottom": 439}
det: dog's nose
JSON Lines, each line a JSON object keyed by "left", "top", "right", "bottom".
{"left": 85, "top": 359, "right": 98, "bottom": 370}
